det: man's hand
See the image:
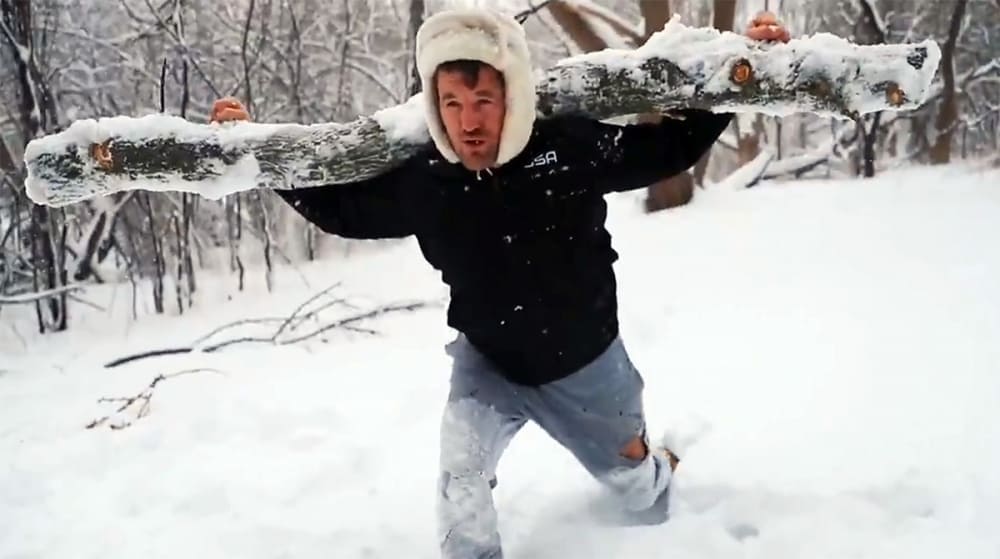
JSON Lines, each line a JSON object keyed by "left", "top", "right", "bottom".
{"left": 210, "top": 97, "right": 251, "bottom": 123}
{"left": 745, "top": 11, "right": 791, "bottom": 43}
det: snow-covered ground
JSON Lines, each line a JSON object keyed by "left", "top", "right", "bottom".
{"left": 3, "top": 164, "right": 1000, "bottom": 558}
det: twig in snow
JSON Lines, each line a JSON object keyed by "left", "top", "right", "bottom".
{"left": 270, "top": 281, "right": 342, "bottom": 340}
{"left": 67, "top": 293, "right": 106, "bottom": 312}
{"left": 187, "top": 282, "right": 344, "bottom": 348}
{"left": 85, "top": 367, "right": 225, "bottom": 430}
{"left": 208, "top": 300, "right": 430, "bottom": 350}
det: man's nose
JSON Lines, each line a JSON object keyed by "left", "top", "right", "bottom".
{"left": 460, "top": 106, "right": 482, "bottom": 132}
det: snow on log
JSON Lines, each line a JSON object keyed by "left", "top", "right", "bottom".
{"left": 24, "top": 17, "right": 941, "bottom": 207}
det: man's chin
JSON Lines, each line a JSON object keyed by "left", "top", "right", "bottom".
{"left": 459, "top": 154, "right": 497, "bottom": 172}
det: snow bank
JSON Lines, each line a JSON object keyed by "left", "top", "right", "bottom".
{"left": 4, "top": 165, "right": 998, "bottom": 558}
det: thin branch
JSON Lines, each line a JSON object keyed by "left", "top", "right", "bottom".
{"left": 67, "top": 293, "right": 105, "bottom": 311}
{"left": 516, "top": 0, "right": 555, "bottom": 23}
{"left": 85, "top": 368, "right": 225, "bottom": 430}
{"left": 270, "top": 281, "right": 342, "bottom": 340}
{"left": 188, "top": 297, "right": 346, "bottom": 350}
{"left": 277, "top": 301, "right": 429, "bottom": 346}
{"left": 139, "top": 0, "right": 222, "bottom": 98}
{"left": 105, "top": 348, "right": 192, "bottom": 368}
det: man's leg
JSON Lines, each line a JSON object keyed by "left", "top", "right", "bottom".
{"left": 438, "top": 335, "right": 528, "bottom": 559}
{"left": 527, "top": 337, "right": 675, "bottom": 521}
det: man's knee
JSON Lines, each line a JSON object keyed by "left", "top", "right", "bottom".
{"left": 619, "top": 435, "right": 648, "bottom": 462}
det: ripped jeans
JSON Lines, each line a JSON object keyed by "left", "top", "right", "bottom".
{"left": 437, "top": 335, "right": 673, "bottom": 559}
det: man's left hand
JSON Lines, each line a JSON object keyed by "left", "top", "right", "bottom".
{"left": 745, "top": 11, "right": 791, "bottom": 43}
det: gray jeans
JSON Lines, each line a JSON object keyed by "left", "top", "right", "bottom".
{"left": 438, "top": 335, "right": 673, "bottom": 559}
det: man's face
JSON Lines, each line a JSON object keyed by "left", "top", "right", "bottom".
{"left": 436, "top": 65, "right": 506, "bottom": 171}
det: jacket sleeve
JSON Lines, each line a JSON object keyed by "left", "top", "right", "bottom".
{"left": 573, "top": 109, "right": 733, "bottom": 193}
{"left": 275, "top": 162, "right": 416, "bottom": 240}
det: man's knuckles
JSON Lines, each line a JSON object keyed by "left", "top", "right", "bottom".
{"left": 211, "top": 106, "right": 250, "bottom": 123}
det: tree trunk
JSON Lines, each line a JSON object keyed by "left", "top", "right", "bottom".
{"left": 713, "top": 0, "right": 736, "bottom": 31}
{"left": 930, "top": 0, "right": 968, "bottom": 164}
{"left": 142, "top": 194, "right": 165, "bottom": 314}
{"left": 639, "top": 0, "right": 671, "bottom": 35}
{"left": 256, "top": 191, "right": 273, "bottom": 292}
{"left": 408, "top": 0, "right": 425, "bottom": 96}
{"left": 639, "top": 0, "right": 691, "bottom": 212}
{"left": 854, "top": 0, "right": 890, "bottom": 175}
{"left": 545, "top": 1, "right": 645, "bottom": 48}
{"left": 862, "top": 112, "right": 882, "bottom": 177}
{"left": 547, "top": 0, "right": 619, "bottom": 52}
{"left": 645, "top": 0, "right": 736, "bottom": 211}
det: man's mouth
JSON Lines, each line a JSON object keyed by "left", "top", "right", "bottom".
{"left": 463, "top": 139, "right": 485, "bottom": 147}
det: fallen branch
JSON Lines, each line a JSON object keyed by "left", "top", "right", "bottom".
{"left": 0, "top": 284, "right": 84, "bottom": 305}
{"left": 759, "top": 152, "right": 830, "bottom": 180}
{"left": 105, "top": 348, "right": 192, "bottom": 367}
{"left": 726, "top": 150, "right": 833, "bottom": 188}
{"left": 717, "top": 150, "right": 776, "bottom": 189}
{"left": 85, "top": 368, "right": 225, "bottom": 430}
{"left": 24, "top": 17, "right": 941, "bottom": 207}
{"left": 67, "top": 293, "right": 106, "bottom": 312}
{"left": 722, "top": 123, "right": 857, "bottom": 188}
{"left": 104, "top": 284, "right": 436, "bottom": 368}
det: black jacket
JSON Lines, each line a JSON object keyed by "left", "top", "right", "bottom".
{"left": 278, "top": 110, "right": 732, "bottom": 385}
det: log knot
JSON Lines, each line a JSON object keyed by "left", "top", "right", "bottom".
{"left": 886, "top": 82, "right": 905, "bottom": 107}
{"left": 731, "top": 59, "right": 754, "bottom": 85}
{"left": 90, "top": 140, "right": 114, "bottom": 171}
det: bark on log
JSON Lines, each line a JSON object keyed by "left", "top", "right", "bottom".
{"left": 24, "top": 18, "right": 941, "bottom": 207}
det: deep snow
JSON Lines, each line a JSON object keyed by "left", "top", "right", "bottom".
{"left": 2, "top": 164, "right": 1000, "bottom": 558}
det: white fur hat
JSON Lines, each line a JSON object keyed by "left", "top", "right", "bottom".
{"left": 415, "top": 8, "right": 537, "bottom": 167}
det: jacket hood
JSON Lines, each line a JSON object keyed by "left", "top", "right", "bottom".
{"left": 415, "top": 8, "right": 537, "bottom": 167}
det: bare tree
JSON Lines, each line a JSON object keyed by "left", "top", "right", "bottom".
{"left": 1, "top": 0, "right": 69, "bottom": 332}
{"left": 855, "top": 0, "right": 889, "bottom": 177}
{"left": 930, "top": 0, "right": 969, "bottom": 164}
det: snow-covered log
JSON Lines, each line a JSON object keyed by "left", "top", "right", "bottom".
{"left": 24, "top": 17, "right": 941, "bottom": 207}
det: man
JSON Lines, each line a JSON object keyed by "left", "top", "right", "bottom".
{"left": 213, "top": 8, "right": 789, "bottom": 558}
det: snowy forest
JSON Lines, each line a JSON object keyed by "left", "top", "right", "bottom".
{"left": 1, "top": 0, "right": 998, "bottom": 333}
{"left": 3, "top": 2, "right": 1000, "bottom": 558}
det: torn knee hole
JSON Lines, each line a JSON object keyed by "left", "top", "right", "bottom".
{"left": 619, "top": 435, "right": 648, "bottom": 461}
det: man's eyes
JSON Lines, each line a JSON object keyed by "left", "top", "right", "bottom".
{"left": 443, "top": 98, "right": 494, "bottom": 108}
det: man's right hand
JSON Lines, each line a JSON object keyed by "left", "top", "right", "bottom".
{"left": 210, "top": 97, "right": 251, "bottom": 123}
